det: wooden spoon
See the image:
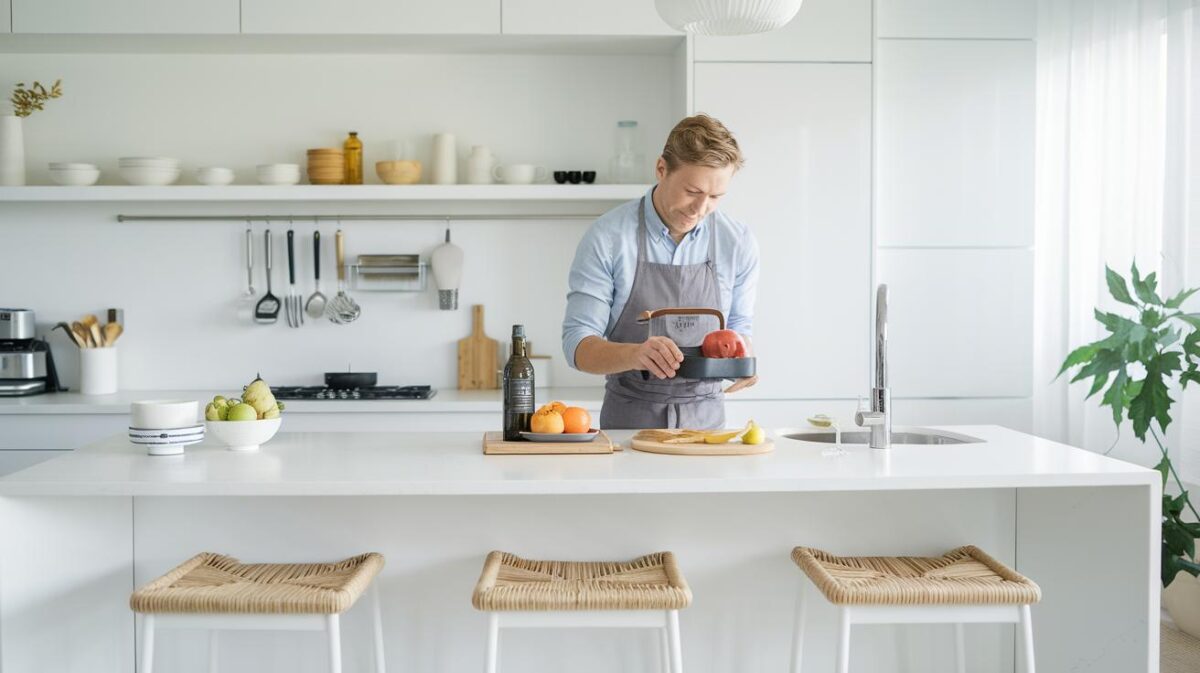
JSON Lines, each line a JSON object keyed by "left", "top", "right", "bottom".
{"left": 71, "top": 321, "right": 92, "bottom": 348}
{"left": 103, "top": 322, "right": 123, "bottom": 347}
{"left": 81, "top": 314, "right": 102, "bottom": 349}
{"left": 54, "top": 322, "right": 84, "bottom": 348}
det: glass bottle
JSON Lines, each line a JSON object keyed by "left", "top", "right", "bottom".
{"left": 611, "top": 120, "right": 644, "bottom": 184}
{"left": 503, "top": 324, "right": 535, "bottom": 440}
{"left": 344, "top": 131, "right": 363, "bottom": 185}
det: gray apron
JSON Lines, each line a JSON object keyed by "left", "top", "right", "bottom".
{"left": 600, "top": 197, "right": 725, "bottom": 430}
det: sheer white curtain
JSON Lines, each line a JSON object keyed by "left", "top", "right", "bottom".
{"left": 1034, "top": 0, "right": 1199, "bottom": 479}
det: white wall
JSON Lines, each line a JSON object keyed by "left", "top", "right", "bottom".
{"left": 0, "top": 51, "right": 675, "bottom": 390}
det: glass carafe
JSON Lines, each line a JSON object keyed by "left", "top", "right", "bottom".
{"left": 611, "top": 120, "right": 645, "bottom": 184}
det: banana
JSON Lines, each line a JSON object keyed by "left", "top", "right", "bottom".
{"left": 703, "top": 430, "right": 742, "bottom": 444}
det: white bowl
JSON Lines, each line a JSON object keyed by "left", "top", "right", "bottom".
{"left": 50, "top": 162, "right": 97, "bottom": 170}
{"left": 49, "top": 165, "right": 100, "bottom": 186}
{"left": 120, "top": 166, "right": 181, "bottom": 186}
{"left": 131, "top": 399, "right": 200, "bottom": 429}
{"left": 205, "top": 417, "right": 281, "bottom": 451}
{"left": 195, "top": 166, "right": 235, "bottom": 186}
{"left": 256, "top": 164, "right": 301, "bottom": 186}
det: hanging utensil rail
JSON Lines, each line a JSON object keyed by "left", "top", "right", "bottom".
{"left": 116, "top": 213, "right": 600, "bottom": 222}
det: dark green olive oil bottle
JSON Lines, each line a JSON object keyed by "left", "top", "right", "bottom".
{"left": 502, "top": 324, "right": 535, "bottom": 440}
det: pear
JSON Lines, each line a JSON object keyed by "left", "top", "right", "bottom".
{"left": 212, "top": 395, "right": 228, "bottom": 408}
{"left": 243, "top": 376, "right": 271, "bottom": 405}
{"left": 248, "top": 392, "right": 277, "bottom": 417}
{"left": 205, "top": 402, "right": 221, "bottom": 421}
{"left": 261, "top": 406, "right": 281, "bottom": 420}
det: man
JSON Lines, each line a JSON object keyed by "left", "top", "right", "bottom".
{"left": 561, "top": 114, "right": 759, "bottom": 430}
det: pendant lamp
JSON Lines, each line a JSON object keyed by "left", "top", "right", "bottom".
{"left": 655, "top": 0, "right": 804, "bottom": 35}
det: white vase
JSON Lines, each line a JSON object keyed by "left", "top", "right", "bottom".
{"left": 430, "top": 133, "right": 457, "bottom": 185}
{"left": 1164, "top": 569, "right": 1200, "bottom": 639}
{"left": 0, "top": 115, "right": 24, "bottom": 186}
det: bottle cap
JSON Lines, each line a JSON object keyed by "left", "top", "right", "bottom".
{"left": 512, "top": 324, "right": 525, "bottom": 339}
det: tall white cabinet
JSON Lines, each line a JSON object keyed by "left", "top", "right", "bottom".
{"left": 874, "top": 0, "right": 1036, "bottom": 423}
{"left": 240, "top": 0, "right": 499, "bottom": 34}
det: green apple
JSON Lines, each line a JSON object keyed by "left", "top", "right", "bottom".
{"left": 226, "top": 402, "right": 258, "bottom": 422}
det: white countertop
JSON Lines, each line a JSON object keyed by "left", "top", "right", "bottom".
{"left": 0, "top": 425, "right": 1155, "bottom": 496}
{"left": 0, "top": 387, "right": 605, "bottom": 415}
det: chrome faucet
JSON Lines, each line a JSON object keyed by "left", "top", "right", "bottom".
{"left": 854, "top": 284, "right": 891, "bottom": 449}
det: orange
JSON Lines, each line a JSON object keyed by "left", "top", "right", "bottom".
{"left": 561, "top": 407, "right": 592, "bottom": 434}
{"left": 537, "top": 401, "right": 567, "bottom": 416}
{"left": 530, "top": 408, "right": 565, "bottom": 434}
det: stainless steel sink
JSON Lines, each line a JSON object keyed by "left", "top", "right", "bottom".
{"left": 783, "top": 427, "right": 984, "bottom": 445}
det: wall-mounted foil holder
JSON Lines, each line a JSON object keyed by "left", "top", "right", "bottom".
{"left": 346, "top": 254, "right": 428, "bottom": 292}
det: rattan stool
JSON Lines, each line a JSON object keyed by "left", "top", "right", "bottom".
{"left": 789, "top": 545, "right": 1041, "bottom": 673}
{"left": 130, "top": 552, "right": 386, "bottom": 673}
{"left": 472, "top": 550, "right": 692, "bottom": 673}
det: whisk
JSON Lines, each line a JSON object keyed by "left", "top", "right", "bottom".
{"left": 325, "top": 228, "right": 361, "bottom": 324}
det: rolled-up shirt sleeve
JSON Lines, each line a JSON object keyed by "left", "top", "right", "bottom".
{"left": 726, "top": 228, "right": 759, "bottom": 337}
{"left": 562, "top": 227, "right": 615, "bottom": 368}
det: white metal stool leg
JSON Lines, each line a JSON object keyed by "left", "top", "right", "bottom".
{"left": 789, "top": 576, "right": 807, "bottom": 673}
{"left": 954, "top": 623, "right": 965, "bottom": 673}
{"left": 659, "top": 627, "right": 671, "bottom": 673}
{"left": 326, "top": 614, "right": 342, "bottom": 673}
{"left": 371, "top": 584, "right": 386, "bottom": 673}
{"left": 140, "top": 614, "right": 156, "bottom": 673}
{"left": 666, "top": 609, "right": 683, "bottom": 673}
{"left": 1019, "top": 604, "right": 1036, "bottom": 673}
{"left": 208, "top": 630, "right": 219, "bottom": 673}
{"left": 834, "top": 608, "right": 850, "bottom": 673}
{"left": 484, "top": 612, "right": 500, "bottom": 673}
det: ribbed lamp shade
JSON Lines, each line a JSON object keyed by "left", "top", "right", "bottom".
{"left": 655, "top": 0, "right": 803, "bottom": 35}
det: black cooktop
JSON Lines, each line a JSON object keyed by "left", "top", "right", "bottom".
{"left": 273, "top": 385, "right": 436, "bottom": 401}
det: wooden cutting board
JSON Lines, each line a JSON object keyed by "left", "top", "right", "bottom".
{"left": 483, "top": 431, "right": 616, "bottom": 455}
{"left": 631, "top": 430, "right": 774, "bottom": 456}
{"left": 458, "top": 304, "right": 499, "bottom": 390}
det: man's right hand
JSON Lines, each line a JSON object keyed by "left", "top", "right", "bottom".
{"left": 633, "top": 336, "right": 684, "bottom": 379}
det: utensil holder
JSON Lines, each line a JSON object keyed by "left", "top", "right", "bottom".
{"left": 80, "top": 347, "right": 118, "bottom": 395}
{"left": 347, "top": 261, "right": 428, "bottom": 292}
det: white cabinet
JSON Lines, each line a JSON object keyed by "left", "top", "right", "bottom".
{"left": 12, "top": 0, "right": 238, "bottom": 34}
{"left": 876, "top": 40, "right": 1035, "bottom": 247}
{"left": 694, "top": 0, "right": 870, "bottom": 62}
{"left": 0, "top": 2, "right": 9, "bottom": 32}
{"left": 695, "top": 63, "right": 872, "bottom": 399}
{"left": 877, "top": 0, "right": 1035, "bottom": 39}
{"left": 241, "top": 0, "right": 498, "bottom": 34}
{"left": 501, "top": 0, "right": 676, "bottom": 35}
{"left": 878, "top": 248, "right": 1033, "bottom": 398}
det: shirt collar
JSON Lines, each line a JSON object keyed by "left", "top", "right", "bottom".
{"left": 645, "top": 186, "right": 704, "bottom": 245}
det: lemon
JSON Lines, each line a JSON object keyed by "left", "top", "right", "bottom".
{"left": 742, "top": 421, "right": 766, "bottom": 445}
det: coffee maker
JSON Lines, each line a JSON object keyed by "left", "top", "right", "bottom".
{"left": 0, "top": 309, "right": 63, "bottom": 396}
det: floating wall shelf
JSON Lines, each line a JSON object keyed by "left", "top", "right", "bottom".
{"left": 0, "top": 184, "right": 650, "bottom": 203}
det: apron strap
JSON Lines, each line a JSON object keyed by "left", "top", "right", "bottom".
{"left": 636, "top": 196, "right": 649, "bottom": 262}
{"left": 706, "top": 214, "right": 717, "bottom": 264}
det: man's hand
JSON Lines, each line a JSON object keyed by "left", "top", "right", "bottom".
{"left": 634, "top": 336, "right": 684, "bottom": 379}
{"left": 724, "top": 375, "right": 758, "bottom": 394}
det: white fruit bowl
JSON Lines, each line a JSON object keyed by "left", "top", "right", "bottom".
{"left": 205, "top": 417, "right": 281, "bottom": 452}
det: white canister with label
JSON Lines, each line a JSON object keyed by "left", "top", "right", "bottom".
{"left": 79, "top": 347, "right": 118, "bottom": 395}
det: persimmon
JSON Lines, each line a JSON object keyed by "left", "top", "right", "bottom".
{"left": 536, "top": 401, "right": 567, "bottom": 416}
{"left": 530, "top": 408, "right": 565, "bottom": 434}
{"left": 562, "top": 407, "right": 592, "bottom": 434}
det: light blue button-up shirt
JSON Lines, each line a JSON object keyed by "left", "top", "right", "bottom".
{"left": 562, "top": 186, "right": 760, "bottom": 368}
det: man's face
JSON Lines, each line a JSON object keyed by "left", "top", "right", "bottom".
{"left": 653, "top": 158, "right": 735, "bottom": 233}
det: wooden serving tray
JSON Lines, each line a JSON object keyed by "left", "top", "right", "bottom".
{"left": 631, "top": 430, "right": 774, "bottom": 456}
{"left": 483, "top": 431, "right": 616, "bottom": 455}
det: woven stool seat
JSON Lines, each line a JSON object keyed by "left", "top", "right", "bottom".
{"left": 472, "top": 550, "right": 692, "bottom": 612}
{"left": 791, "top": 545, "right": 1041, "bottom": 606}
{"left": 131, "top": 552, "right": 384, "bottom": 615}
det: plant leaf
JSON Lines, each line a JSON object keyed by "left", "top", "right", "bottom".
{"left": 1166, "top": 287, "right": 1200, "bottom": 309}
{"left": 1183, "top": 368, "right": 1200, "bottom": 389}
{"left": 1107, "top": 266, "right": 1138, "bottom": 306}
{"left": 1129, "top": 362, "right": 1173, "bottom": 439}
{"left": 1070, "top": 348, "right": 1123, "bottom": 384}
{"left": 1133, "top": 269, "right": 1163, "bottom": 306}
{"left": 1165, "top": 519, "right": 1196, "bottom": 559}
{"left": 1157, "top": 326, "right": 1181, "bottom": 348}
{"left": 1100, "top": 368, "right": 1128, "bottom": 424}
{"left": 1156, "top": 456, "right": 1171, "bottom": 488}
{"left": 1086, "top": 369, "right": 1110, "bottom": 399}
{"left": 1056, "top": 343, "right": 1100, "bottom": 378}
{"left": 1178, "top": 313, "right": 1200, "bottom": 330}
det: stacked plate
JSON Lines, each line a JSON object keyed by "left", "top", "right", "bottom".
{"left": 119, "top": 157, "right": 181, "bottom": 186}
{"left": 257, "top": 163, "right": 301, "bottom": 185}
{"left": 128, "top": 424, "right": 205, "bottom": 456}
{"left": 307, "top": 149, "right": 345, "bottom": 185}
{"left": 48, "top": 162, "right": 100, "bottom": 186}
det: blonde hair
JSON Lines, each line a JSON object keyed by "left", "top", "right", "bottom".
{"left": 661, "top": 114, "right": 744, "bottom": 172}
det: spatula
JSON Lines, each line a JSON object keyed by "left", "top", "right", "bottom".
{"left": 305, "top": 229, "right": 327, "bottom": 319}
{"left": 254, "top": 229, "right": 281, "bottom": 324}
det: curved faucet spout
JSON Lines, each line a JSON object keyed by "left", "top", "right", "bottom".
{"left": 875, "top": 284, "right": 888, "bottom": 390}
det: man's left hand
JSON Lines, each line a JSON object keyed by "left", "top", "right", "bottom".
{"left": 724, "top": 375, "right": 758, "bottom": 394}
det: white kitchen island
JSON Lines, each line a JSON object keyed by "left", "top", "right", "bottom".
{"left": 0, "top": 426, "right": 1160, "bottom": 672}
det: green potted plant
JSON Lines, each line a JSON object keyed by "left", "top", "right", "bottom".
{"left": 1058, "top": 263, "right": 1200, "bottom": 635}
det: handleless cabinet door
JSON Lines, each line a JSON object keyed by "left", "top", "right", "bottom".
{"left": 502, "top": 0, "right": 676, "bottom": 35}
{"left": 694, "top": 0, "right": 870, "bottom": 62}
{"left": 0, "top": 2, "right": 9, "bottom": 32}
{"left": 242, "top": 0, "right": 499, "bottom": 34}
{"left": 695, "top": 63, "right": 872, "bottom": 399}
{"left": 877, "top": 0, "right": 1035, "bottom": 39}
{"left": 12, "top": 0, "right": 238, "bottom": 33}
